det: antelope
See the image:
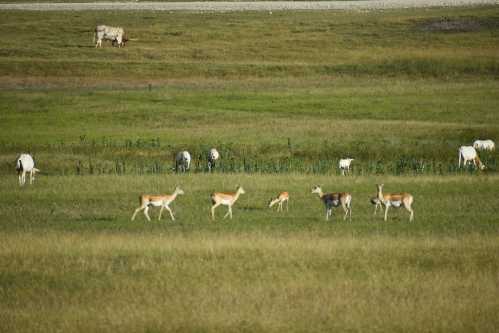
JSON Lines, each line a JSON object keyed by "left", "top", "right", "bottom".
{"left": 16, "top": 154, "right": 40, "bottom": 186}
{"left": 473, "top": 139, "right": 495, "bottom": 151}
{"left": 458, "top": 146, "right": 485, "bottom": 170}
{"left": 131, "top": 186, "right": 184, "bottom": 221}
{"left": 376, "top": 184, "right": 414, "bottom": 222}
{"left": 211, "top": 186, "right": 245, "bottom": 220}
{"left": 207, "top": 148, "right": 220, "bottom": 172}
{"left": 311, "top": 185, "right": 352, "bottom": 221}
{"left": 339, "top": 158, "right": 354, "bottom": 176}
{"left": 370, "top": 196, "right": 382, "bottom": 215}
{"left": 268, "top": 191, "right": 289, "bottom": 212}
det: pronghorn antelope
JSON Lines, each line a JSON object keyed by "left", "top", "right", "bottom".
{"left": 175, "top": 151, "right": 191, "bottom": 173}
{"left": 370, "top": 196, "right": 382, "bottom": 215}
{"left": 376, "top": 184, "right": 414, "bottom": 222}
{"left": 207, "top": 148, "right": 220, "bottom": 172}
{"left": 311, "top": 185, "right": 352, "bottom": 221}
{"left": 210, "top": 186, "right": 245, "bottom": 220}
{"left": 16, "top": 154, "right": 40, "bottom": 186}
{"left": 268, "top": 191, "right": 289, "bottom": 212}
{"left": 458, "top": 146, "right": 485, "bottom": 170}
{"left": 473, "top": 139, "right": 495, "bottom": 151}
{"left": 339, "top": 158, "right": 354, "bottom": 176}
{"left": 131, "top": 186, "right": 184, "bottom": 221}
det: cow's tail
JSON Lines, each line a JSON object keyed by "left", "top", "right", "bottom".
{"left": 16, "top": 159, "right": 23, "bottom": 173}
{"left": 33, "top": 168, "right": 40, "bottom": 173}
{"left": 458, "top": 148, "right": 462, "bottom": 167}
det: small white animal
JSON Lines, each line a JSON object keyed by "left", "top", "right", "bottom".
{"left": 376, "top": 184, "right": 414, "bottom": 222}
{"left": 311, "top": 185, "right": 352, "bottom": 221}
{"left": 268, "top": 192, "right": 289, "bottom": 212}
{"left": 210, "top": 186, "right": 245, "bottom": 220}
{"left": 458, "top": 146, "right": 485, "bottom": 170}
{"left": 207, "top": 148, "right": 220, "bottom": 172}
{"left": 131, "top": 186, "right": 184, "bottom": 221}
{"left": 175, "top": 151, "right": 191, "bottom": 172}
{"left": 473, "top": 139, "right": 495, "bottom": 151}
{"left": 16, "top": 154, "right": 40, "bottom": 186}
{"left": 339, "top": 158, "right": 354, "bottom": 176}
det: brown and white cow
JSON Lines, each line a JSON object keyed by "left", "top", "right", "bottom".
{"left": 94, "top": 25, "right": 128, "bottom": 48}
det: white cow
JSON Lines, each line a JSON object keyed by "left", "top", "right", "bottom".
{"left": 458, "top": 146, "right": 485, "bottom": 170}
{"left": 473, "top": 139, "right": 495, "bottom": 151}
{"left": 175, "top": 151, "right": 191, "bottom": 172}
{"left": 338, "top": 158, "right": 354, "bottom": 176}
{"left": 16, "top": 154, "right": 40, "bottom": 186}
{"left": 94, "top": 25, "right": 128, "bottom": 48}
{"left": 207, "top": 148, "right": 220, "bottom": 172}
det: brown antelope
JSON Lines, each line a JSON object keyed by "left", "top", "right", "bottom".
{"left": 376, "top": 184, "right": 414, "bottom": 222}
{"left": 311, "top": 185, "right": 352, "bottom": 221}
{"left": 211, "top": 186, "right": 245, "bottom": 220}
{"left": 268, "top": 192, "right": 289, "bottom": 212}
{"left": 131, "top": 186, "right": 184, "bottom": 221}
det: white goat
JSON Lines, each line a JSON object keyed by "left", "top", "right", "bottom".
{"left": 16, "top": 154, "right": 40, "bottom": 186}
{"left": 175, "top": 151, "right": 191, "bottom": 172}
{"left": 458, "top": 146, "right": 485, "bottom": 170}
{"left": 339, "top": 158, "right": 354, "bottom": 176}
{"left": 207, "top": 148, "right": 220, "bottom": 172}
{"left": 473, "top": 139, "right": 495, "bottom": 151}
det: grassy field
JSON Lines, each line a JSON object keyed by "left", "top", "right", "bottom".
{"left": 1, "top": 174, "right": 499, "bottom": 332}
{"left": 1, "top": 5, "right": 499, "bottom": 332}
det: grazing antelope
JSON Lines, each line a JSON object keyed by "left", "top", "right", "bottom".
{"left": 131, "top": 186, "right": 184, "bottom": 221}
{"left": 268, "top": 191, "right": 289, "bottom": 212}
{"left": 311, "top": 185, "right": 352, "bottom": 221}
{"left": 376, "top": 184, "right": 414, "bottom": 222}
{"left": 339, "top": 158, "right": 354, "bottom": 176}
{"left": 175, "top": 151, "right": 191, "bottom": 172}
{"left": 211, "top": 186, "right": 245, "bottom": 220}
{"left": 370, "top": 196, "right": 382, "bottom": 215}
{"left": 207, "top": 148, "right": 220, "bottom": 172}
{"left": 458, "top": 146, "right": 485, "bottom": 170}
{"left": 473, "top": 139, "right": 495, "bottom": 151}
{"left": 16, "top": 154, "right": 40, "bottom": 186}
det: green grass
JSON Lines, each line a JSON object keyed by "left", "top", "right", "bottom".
{"left": 1, "top": 5, "right": 499, "bottom": 332}
{"left": 1, "top": 174, "right": 498, "bottom": 332}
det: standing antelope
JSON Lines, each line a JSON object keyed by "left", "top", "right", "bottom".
{"left": 311, "top": 185, "right": 352, "bottom": 221}
{"left": 211, "top": 186, "right": 245, "bottom": 220}
{"left": 207, "top": 148, "right": 220, "bottom": 172}
{"left": 376, "top": 184, "right": 414, "bottom": 222}
{"left": 268, "top": 191, "right": 289, "bottom": 212}
{"left": 131, "top": 186, "right": 184, "bottom": 221}
{"left": 16, "top": 154, "right": 40, "bottom": 186}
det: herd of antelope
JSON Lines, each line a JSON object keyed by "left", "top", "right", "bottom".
{"left": 15, "top": 138, "right": 493, "bottom": 222}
